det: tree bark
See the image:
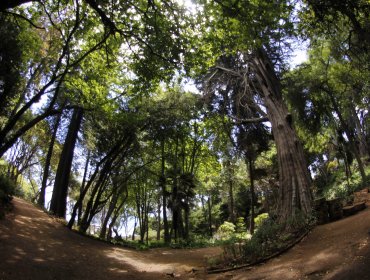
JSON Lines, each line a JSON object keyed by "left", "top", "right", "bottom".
{"left": 160, "top": 139, "right": 170, "bottom": 243}
{"left": 156, "top": 195, "right": 161, "bottom": 241}
{"left": 225, "top": 159, "right": 235, "bottom": 223}
{"left": 252, "top": 48, "right": 313, "bottom": 223}
{"left": 323, "top": 86, "right": 367, "bottom": 182}
{"left": 107, "top": 195, "right": 127, "bottom": 242}
{"left": 207, "top": 194, "right": 213, "bottom": 237}
{"left": 49, "top": 107, "right": 83, "bottom": 218}
{"left": 78, "top": 150, "right": 90, "bottom": 224}
{"left": 247, "top": 157, "right": 255, "bottom": 234}
{"left": 99, "top": 192, "right": 119, "bottom": 239}
{"left": 38, "top": 111, "right": 62, "bottom": 208}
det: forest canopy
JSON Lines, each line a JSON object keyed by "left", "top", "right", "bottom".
{"left": 0, "top": 0, "right": 369, "bottom": 255}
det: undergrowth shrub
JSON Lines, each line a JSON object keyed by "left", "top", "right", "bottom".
{"left": 319, "top": 163, "right": 370, "bottom": 200}
{"left": 216, "top": 221, "right": 236, "bottom": 241}
{"left": 242, "top": 211, "right": 315, "bottom": 263}
{"left": 209, "top": 211, "right": 315, "bottom": 270}
{"left": 0, "top": 174, "right": 17, "bottom": 218}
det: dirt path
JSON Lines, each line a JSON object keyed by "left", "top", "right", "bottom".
{"left": 0, "top": 198, "right": 220, "bottom": 280}
{"left": 1, "top": 197, "right": 370, "bottom": 280}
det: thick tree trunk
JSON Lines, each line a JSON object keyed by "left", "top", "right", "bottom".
{"left": 252, "top": 49, "right": 313, "bottom": 223}
{"left": 49, "top": 107, "right": 83, "bottom": 218}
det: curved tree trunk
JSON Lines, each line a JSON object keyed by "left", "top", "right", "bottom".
{"left": 100, "top": 182, "right": 128, "bottom": 240}
{"left": 252, "top": 49, "right": 313, "bottom": 223}
{"left": 99, "top": 194, "right": 118, "bottom": 239}
{"left": 107, "top": 195, "right": 127, "bottom": 242}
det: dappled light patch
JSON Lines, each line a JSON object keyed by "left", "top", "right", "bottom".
{"left": 1, "top": 197, "right": 370, "bottom": 279}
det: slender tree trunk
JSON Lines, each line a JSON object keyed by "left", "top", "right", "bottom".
{"left": 184, "top": 205, "right": 190, "bottom": 240}
{"left": 68, "top": 144, "right": 122, "bottom": 229}
{"left": 107, "top": 195, "right": 127, "bottom": 242}
{"left": 78, "top": 180, "right": 105, "bottom": 232}
{"left": 78, "top": 150, "right": 90, "bottom": 224}
{"left": 252, "top": 49, "right": 313, "bottom": 223}
{"left": 225, "top": 159, "right": 235, "bottom": 223}
{"left": 351, "top": 107, "right": 368, "bottom": 158}
{"left": 207, "top": 195, "right": 213, "bottom": 237}
{"left": 247, "top": 157, "right": 256, "bottom": 234}
{"left": 160, "top": 139, "right": 170, "bottom": 243}
{"left": 132, "top": 218, "right": 137, "bottom": 240}
{"left": 50, "top": 107, "right": 83, "bottom": 218}
{"left": 172, "top": 136, "right": 180, "bottom": 241}
{"left": 38, "top": 111, "right": 62, "bottom": 208}
{"left": 156, "top": 195, "right": 161, "bottom": 241}
{"left": 324, "top": 85, "right": 366, "bottom": 182}
{"left": 99, "top": 193, "right": 118, "bottom": 239}
{"left": 81, "top": 180, "right": 111, "bottom": 233}
{"left": 145, "top": 200, "right": 150, "bottom": 245}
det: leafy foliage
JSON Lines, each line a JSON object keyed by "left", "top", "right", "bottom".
{"left": 1, "top": 0, "right": 370, "bottom": 269}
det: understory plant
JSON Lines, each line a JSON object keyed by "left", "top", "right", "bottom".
{"left": 0, "top": 174, "right": 17, "bottom": 218}
{"left": 209, "top": 211, "right": 315, "bottom": 270}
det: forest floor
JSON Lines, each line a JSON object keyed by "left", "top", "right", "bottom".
{"left": 1, "top": 197, "right": 370, "bottom": 280}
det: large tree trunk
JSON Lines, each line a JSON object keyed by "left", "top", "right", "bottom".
{"left": 252, "top": 49, "right": 313, "bottom": 223}
{"left": 49, "top": 107, "right": 83, "bottom": 218}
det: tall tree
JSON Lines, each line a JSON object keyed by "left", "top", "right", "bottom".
{"left": 38, "top": 111, "right": 63, "bottom": 207}
{"left": 192, "top": 0, "right": 314, "bottom": 223}
{"left": 49, "top": 107, "right": 83, "bottom": 217}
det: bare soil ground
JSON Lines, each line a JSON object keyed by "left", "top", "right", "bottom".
{"left": 1, "top": 197, "right": 370, "bottom": 280}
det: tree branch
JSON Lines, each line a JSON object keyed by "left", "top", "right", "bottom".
{"left": 230, "top": 115, "right": 269, "bottom": 125}
{"left": 4, "top": 11, "right": 45, "bottom": 29}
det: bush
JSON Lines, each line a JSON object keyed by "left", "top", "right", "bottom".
{"left": 216, "top": 221, "right": 236, "bottom": 240}
{"left": 0, "top": 174, "right": 17, "bottom": 218}
{"left": 0, "top": 174, "right": 16, "bottom": 203}
{"left": 254, "top": 213, "right": 269, "bottom": 228}
{"left": 242, "top": 211, "right": 314, "bottom": 263}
